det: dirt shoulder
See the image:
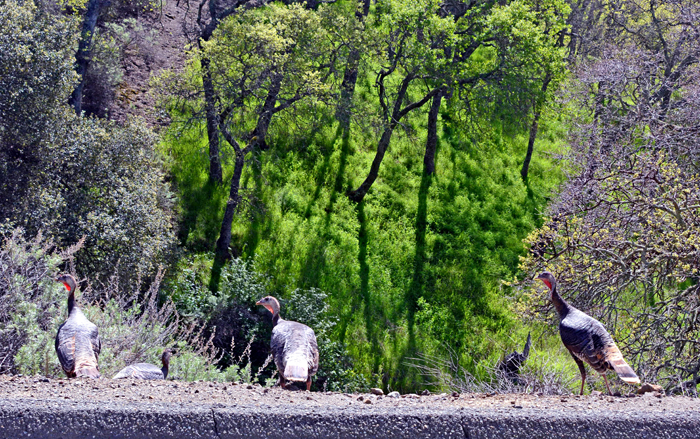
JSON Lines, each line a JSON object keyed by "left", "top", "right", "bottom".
{"left": 1, "top": 375, "right": 699, "bottom": 438}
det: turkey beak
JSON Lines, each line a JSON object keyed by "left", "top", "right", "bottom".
{"left": 256, "top": 300, "right": 263, "bottom": 305}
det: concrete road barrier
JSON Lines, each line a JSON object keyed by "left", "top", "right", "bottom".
{"left": 1, "top": 398, "right": 699, "bottom": 439}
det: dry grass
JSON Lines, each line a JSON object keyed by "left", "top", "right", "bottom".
{"left": 406, "top": 344, "right": 576, "bottom": 395}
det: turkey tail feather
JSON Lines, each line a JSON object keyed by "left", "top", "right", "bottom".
{"left": 605, "top": 344, "right": 640, "bottom": 384}
{"left": 73, "top": 333, "right": 100, "bottom": 379}
{"left": 284, "top": 355, "right": 309, "bottom": 382}
{"left": 522, "top": 332, "right": 532, "bottom": 360}
{"left": 75, "top": 366, "right": 100, "bottom": 379}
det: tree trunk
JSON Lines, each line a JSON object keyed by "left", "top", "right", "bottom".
{"left": 348, "top": 83, "right": 439, "bottom": 203}
{"left": 423, "top": 90, "right": 443, "bottom": 175}
{"left": 336, "top": 48, "right": 360, "bottom": 130}
{"left": 253, "top": 74, "right": 283, "bottom": 142}
{"left": 520, "top": 110, "right": 541, "bottom": 182}
{"left": 213, "top": 74, "right": 282, "bottom": 264}
{"left": 214, "top": 152, "right": 246, "bottom": 265}
{"left": 202, "top": 57, "right": 223, "bottom": 184}
{"left": 347, "top": 125, "right": 396, "bottom": 203}
{"left": 520, "top": 75, "right": 551, "bottom": 182}
{"left": 68, "top": 0, "right": 103, "bottom": 115}
{"left": 334, "top": 0, "right": 371, "bottom": 129}
{"left": 197, "top": 2, "right": 227, "bottom": 185}
{"left": 359, "top": 0, "right": 370, "bottom": 16}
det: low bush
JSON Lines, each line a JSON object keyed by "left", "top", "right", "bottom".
{"left": 0, "top": 229, "right": 238, "bottom": 381}
{"left": 0, "top": 228, "right": 80, "bottom": 374}
{"left": 165, "top": 255, "right": 373, "bottom": 390}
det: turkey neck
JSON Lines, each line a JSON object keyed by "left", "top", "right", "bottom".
{"left": 550, "top": 283, "right": 571, "bottom": 318}
{"left": 161, "top": 356, "right": 170, "bottom": 379}
{"left": 67, "top": 288, "right": 76, "bottom": 315}
{"left": 268, "top": 298, "right": 282, "bottom": 327}
{"left": 272, "top": 311, "right": 281, "bottom": 327}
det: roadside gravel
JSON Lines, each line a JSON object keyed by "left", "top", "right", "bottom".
{"left": 0, "top": 375, "right": 698, "bottom": 438}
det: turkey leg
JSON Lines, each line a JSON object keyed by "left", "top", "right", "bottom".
{"left": 603, "top": 374, "right": 612, "bottom": 396}
{"left": 569, "top": 350, "right": 587, "bottom": 395}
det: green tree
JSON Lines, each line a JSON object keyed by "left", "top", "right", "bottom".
{"left": 196, "top": 3, "right": 336, "bottom": 268}
{"left": 174, "top": 0, "right": 268, "bottom": 184}
{"left": 0, "top": 0, "right": 77, "bottom": 146}
{"left": 334, "top": 0, "right": 371, "bottom": 131}
{"left": 347, "top": 0, "right": 569, "bottom": 202}
{"left": 30, "top": 116, "right": 177, "bottom": 279}
{"left": 346, "top": 0, "right": 452, "bottom": 202}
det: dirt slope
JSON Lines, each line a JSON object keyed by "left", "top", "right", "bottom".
{"left": 108, "top": 0, "right": 193, "bottom": 125}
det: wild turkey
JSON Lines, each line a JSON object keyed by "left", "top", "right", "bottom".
{"left": 536, "top": 271, "right": 640, "bottom": 395}
{"left": 54, "top": 274, "right": 101, "bottom": 378}
{"left": 256, "top": 296, "right": 319, "bottom": 391}
{"left": 498, "top": 332, "right": 531, "bottom": 383}
{"left": 113, "top": 348, "right": 176, "bottom": 380}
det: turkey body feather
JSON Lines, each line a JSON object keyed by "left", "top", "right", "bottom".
{"left": 257, "top": 296, "right": 319, "bottom": 391}
{"left": 112, "top": 349, "right": 174, "bottom": 380}
{"left": 113, "top": 363, "right": 165, "bottom": 380}
{"left": 271, "top": 319, "right": 319, "bottom": 383}
{"left": 560, "top": 308, "right": 614, "bottom": 373}
{"left": 55, "top": 308, "right": 101, "bottom": 378}
{"left": 561, "top": 308, "right": 640, "bottom": 384}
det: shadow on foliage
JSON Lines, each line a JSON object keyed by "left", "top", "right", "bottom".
{"left": 179, "top": 180, "right": 220, "bottom": 252}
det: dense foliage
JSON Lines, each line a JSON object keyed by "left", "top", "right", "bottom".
{"left": 0, "top": 229, "right": 277, "bottom": 382}
{"left": 519, "top": 0, "right": 700, "bottom": 394}
{"left": 0, "top": 0, "right": 176, "bottom": 280}
{"left": 0, "top": 228, "right": 74, "bottom": 374}
{"left": 5, "top": 0, "right": 700, "bottom": 397}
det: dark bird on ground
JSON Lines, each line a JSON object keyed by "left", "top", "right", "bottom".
{"left": 54, "top": 274, "right": 101, "bottom": 378}
{"left": 498, "top": 332, "right": 532, "bottom": 382}
{"left": 256, "top": 296, "right": 319, "bottom": 391}
{"left": 112, "top": 348, "right": 176, "bottom": 380}
{"left": 536, "top": 272, "right": 640, "bottom": 395}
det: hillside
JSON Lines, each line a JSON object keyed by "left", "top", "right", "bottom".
{"left": 2, "top": 0, "right": 700, "bottom": 397}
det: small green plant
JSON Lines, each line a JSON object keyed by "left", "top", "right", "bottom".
{"left": 165, "top": 253, "right": 215, "bottom": 318}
